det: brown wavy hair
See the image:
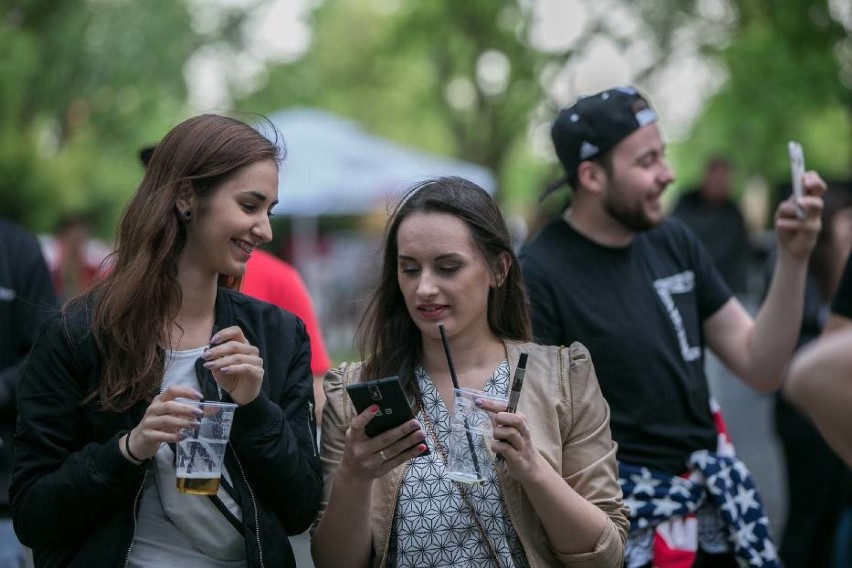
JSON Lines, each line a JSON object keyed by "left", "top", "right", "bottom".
{"left": 79, "top": 114, "right": 282, "bottom": 411}
{"left": 357, "top": 176, "right": 532, "bottom": 385}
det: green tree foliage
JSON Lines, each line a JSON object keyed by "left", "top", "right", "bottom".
{"left": 662, "top": 0, "right": 850, "bottom": 199}
{"left": 0, "top": 0, "right": 260, "bottom": 233}
{"left": 2, "top": 0, "right": 846, "bottom": 234}
{"left": 241, "top": 0, "right": 848, "bottom": 214}
{"left": 239, "top": 0, "right": 598, "bottom": 205}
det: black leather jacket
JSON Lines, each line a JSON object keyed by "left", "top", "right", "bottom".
{"left": 0, "top": 219, "right": 57, "bottom": 514}
{"left": 10, "top": 287, "right": 322, "bottom": 567}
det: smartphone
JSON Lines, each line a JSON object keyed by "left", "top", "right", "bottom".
{"left": 345, "top": 376, "right": 429, "bottom": 454}
{"left": 788, "top": 141, "right": 806, "bottom": 218}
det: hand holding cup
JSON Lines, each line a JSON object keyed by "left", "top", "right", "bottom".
{"left": 475, "top": 396, "right": 542, "bottom": 483}
{"left": 124, "top": 385, "right": 203, "bottom": 462}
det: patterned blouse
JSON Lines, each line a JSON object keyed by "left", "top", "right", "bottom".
{"left": 386, "top": 360, "right": 529, "bottom": 568}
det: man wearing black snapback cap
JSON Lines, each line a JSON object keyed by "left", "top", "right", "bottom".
{"left": 520, "top": 86, "right": 826, "bottom": 568}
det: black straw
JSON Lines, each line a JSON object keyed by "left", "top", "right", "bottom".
{"left": 438, "top": 324, "right": 483, "bottom": 480}
{"left": 438, "top": 324, "right": 461, "bottom": 391}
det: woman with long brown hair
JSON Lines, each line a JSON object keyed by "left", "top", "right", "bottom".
{"left": 312, "top": 177, "right": 628, "bottom": 567}
{"left": 11, "top": 114, "right": 322, "bottom": 567}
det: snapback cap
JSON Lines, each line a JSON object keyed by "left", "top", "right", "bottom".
{"left": 544, "top": 86, "right": 657, "bottom": 199}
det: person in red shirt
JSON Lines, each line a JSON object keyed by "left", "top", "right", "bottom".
{"left": 242, "top": 249, "right": 332, "bottom": 422}
{"left": 41, "top": 214, "right": 110, "bottom": 302}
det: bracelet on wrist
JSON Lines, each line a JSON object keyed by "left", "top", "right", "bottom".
{"left": 124, "top": 433, "right": 145, "bottom": 464}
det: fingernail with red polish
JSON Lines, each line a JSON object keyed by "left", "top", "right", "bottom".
{"left": 417, "top": 444, "right": 427, "bottom": 454}
{"left": 369, "top": 404, "right": 379, "bottom": 414}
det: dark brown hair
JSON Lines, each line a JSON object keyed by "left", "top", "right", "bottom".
{"left": 812, "top": 184, "right": 852, "bottom": 299}
{"left": 80, "top": 114, "right": 282, "bottom": 411}
{"left": 357, "top": 176, "right": 532, "bottom": 384}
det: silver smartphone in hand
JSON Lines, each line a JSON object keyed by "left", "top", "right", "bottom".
{"left": 788, "top": 141, "right": 806, "bottom": 219}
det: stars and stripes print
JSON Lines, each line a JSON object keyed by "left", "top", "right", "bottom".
{"left": 619, "top": 451, "right": 779, "bottom": 568}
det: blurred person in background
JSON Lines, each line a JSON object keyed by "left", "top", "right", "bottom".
{"left": 0, "top": 218, "right": 57, "bottom": 568}
{"left": 312, "top": 177, "right": 628, "bottom": 568}
{"left": 672, "top": 157, "right": 750, "bottom": 297}
{"left": 39, "top": 213, "right": 110, "bottom": 302}
{"left": 521, "top": 86, "right": 825, "bottom": 568}
{"left": 240, "top": 250, "right": 331, "bottom": 423}
{"left": 11, "top": 115, "right": 321, "bottom": 567}
{"left": 141, "top": 145, "right": 332, "bottom": 424}
{"left": 766, "top": 184, "right": 852, "bottom": 568}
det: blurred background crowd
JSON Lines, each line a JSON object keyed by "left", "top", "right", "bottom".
{"left": 1, "top": 0, "right": 850, "bottom": 566}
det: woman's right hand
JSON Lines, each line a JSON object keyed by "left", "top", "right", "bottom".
{"left": 122, "top": 386, "right": 204, "bottom": 462}
{"left": 338, "top": 405, "right": 427, "bottom": 483}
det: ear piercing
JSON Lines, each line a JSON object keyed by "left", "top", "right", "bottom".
{"left": 183, "top": 210, "right": 192, "bottom": 220}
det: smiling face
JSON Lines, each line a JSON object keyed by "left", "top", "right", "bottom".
{"left": 600, "top": 123, "right": 675, "bottom": 232}
{"left": 179, "top": 159, "right": 279, "bottom": 280}
{"left": 396, "top": 211, "right": 500, "bottom": 344}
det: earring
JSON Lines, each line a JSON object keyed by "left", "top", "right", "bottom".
{"left": 183, "top": 210, "right": 192, "bottom": 220}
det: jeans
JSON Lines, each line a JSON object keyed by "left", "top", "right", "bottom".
{"left": 0, "top": 519, "right": 24, "bottom": 568}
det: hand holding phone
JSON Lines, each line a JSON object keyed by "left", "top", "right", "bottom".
{"left": 345, "top": 376, "right": 429, "bottom": 455}
{"left": 788, "top": 141, "right": 806, "bottom": 219}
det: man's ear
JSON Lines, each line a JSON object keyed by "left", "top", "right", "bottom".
{"left": 576, "top": 161, "right": 607, "bottom": 195}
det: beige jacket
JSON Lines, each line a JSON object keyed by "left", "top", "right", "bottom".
{"left": 317, "top": 341, "right": 628, "bottom": 567}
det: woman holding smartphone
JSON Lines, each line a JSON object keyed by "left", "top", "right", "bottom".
{"left": 11, "top": 114, "right": 322, "bottom": 567}
{"left": 312, "top": 177, "right": 628, "bottom": 567}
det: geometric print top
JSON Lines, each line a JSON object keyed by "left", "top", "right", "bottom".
{"left": 386, "top": 360, "right": 529, "bottom": 568}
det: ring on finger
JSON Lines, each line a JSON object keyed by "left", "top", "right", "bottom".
{"left": 380, "top": 450, "right": 388, "bottom": 462}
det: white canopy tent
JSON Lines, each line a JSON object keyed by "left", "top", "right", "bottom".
{"left": 266, "top": 107, "right": 496, "bottom": 217}
{"left": 262, "top": 108, "right": 496, "bottom": 274}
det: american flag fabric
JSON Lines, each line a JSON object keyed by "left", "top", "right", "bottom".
{"left": 619, "top": 402, "right": 780, "bottom": 568}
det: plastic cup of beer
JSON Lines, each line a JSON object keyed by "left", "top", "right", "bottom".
{"left": 446, "top": 387, "right": 507, "bottom": 484}
{"left": 174, "top": 398, "right": 237, "bottom": 495}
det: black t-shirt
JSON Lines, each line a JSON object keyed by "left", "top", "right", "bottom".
{"left": 520, "top": 217, "right": 731, "bottom": 474}
{"left": 832, "top": 251, "right": 852, "bottom": 319}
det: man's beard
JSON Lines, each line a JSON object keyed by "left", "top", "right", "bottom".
{"left": 603, "top": 185, "right": 661, "bottom": 233}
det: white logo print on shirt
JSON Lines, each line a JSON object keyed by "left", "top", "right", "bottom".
{"left": 653, "top": 271, "right": 701, "bottom": 362}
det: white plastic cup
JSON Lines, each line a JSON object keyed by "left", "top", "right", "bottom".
{"left": 446, "top": 387, "right": 507, "bottom": 484}
{"left": 174, "top": 398, "right": 237, "bottom": 495}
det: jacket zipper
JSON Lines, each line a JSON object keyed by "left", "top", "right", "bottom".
{"left": 378, "top": 461, "right": 410, "bottom": 568}
{"left": 307, "top": 402, "right": 318, "bottom": 457}
{"left": 123, "top": 471, "right": 148, "bottom": 567}
{"left": 232, "top": 446, "right": 265, "bottom": 568}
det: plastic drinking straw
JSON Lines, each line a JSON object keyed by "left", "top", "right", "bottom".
{"left": 438, "top": 324, "right": 483, "bottom": 480}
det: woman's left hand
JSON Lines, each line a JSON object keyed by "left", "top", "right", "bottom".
{"left": 202, "top": 326, "right": 264, "bottom": 405}
{"left": 476, "top": 398, "right": 542, "bottom": 483}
